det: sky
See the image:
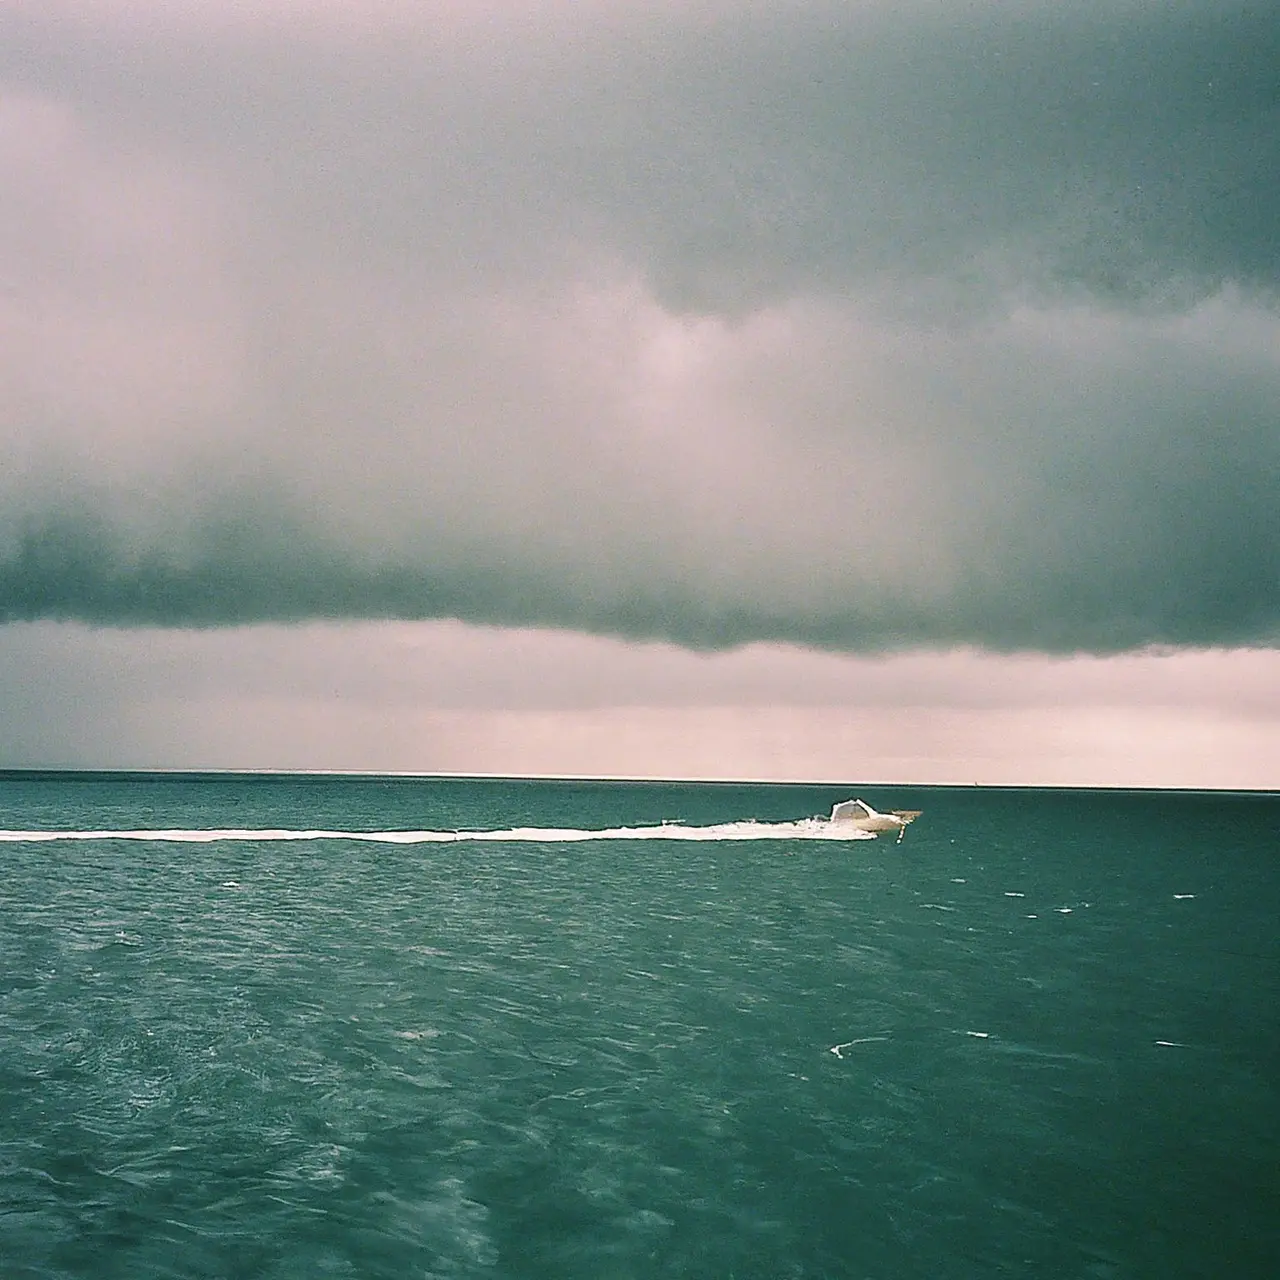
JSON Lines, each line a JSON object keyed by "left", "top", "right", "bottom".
{"left": 1, "top": 0, "right": 1277, "bottom": 787}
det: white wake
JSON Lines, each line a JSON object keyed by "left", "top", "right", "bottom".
{"left": 0, "top": 818, "right": 876, "bottom": 845}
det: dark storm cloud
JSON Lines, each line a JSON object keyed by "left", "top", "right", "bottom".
{"left": 0, "top": 1, "right": 1277, "bottom": 653}
{"left": 5, "top": 1, "right": 1276, "bottom": 306}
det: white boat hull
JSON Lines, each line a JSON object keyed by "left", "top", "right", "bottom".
{"left": 829, "top": 799, "right": 923, "bottom": 839}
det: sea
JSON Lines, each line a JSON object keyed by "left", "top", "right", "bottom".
{"left": 1, "top": 772, "right": 1276, "bottom": 1280}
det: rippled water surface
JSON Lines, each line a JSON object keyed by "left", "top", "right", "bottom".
{"left": 2, "top": 774, "right": 1277, "bottom": 1278}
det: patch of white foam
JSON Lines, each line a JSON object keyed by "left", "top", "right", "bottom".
{"left": 0, "top": 817, "right": 877, "bottom": 845}
{"left": 829, "top": 1036, "right": 890, "bottom": 1058}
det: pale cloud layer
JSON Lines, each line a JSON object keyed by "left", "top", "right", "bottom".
{"left": 0, "top": 2, "right": 1277, "bottom": 781}
{"left": 1, "top": 621, "right": 1276, "bottom": 788}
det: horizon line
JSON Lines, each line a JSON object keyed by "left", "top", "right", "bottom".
{"left": 0, "top": 766, "right": 1275, "bottom": 797}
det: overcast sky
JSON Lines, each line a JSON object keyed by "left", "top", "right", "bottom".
{"left": 1, "top": 1, "right": 1277, "bottom": 786}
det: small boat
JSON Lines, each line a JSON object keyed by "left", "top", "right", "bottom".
{"left": 829, "top": 798, "right": 922, "bottom": 842}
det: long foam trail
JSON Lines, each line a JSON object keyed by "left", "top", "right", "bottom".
{"left": 0, "top": 819, "right": 875, "bottom": 844}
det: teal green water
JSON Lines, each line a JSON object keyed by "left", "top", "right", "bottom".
{"left": 2, "top": 774, "right": 1277, "bottom": 1278}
